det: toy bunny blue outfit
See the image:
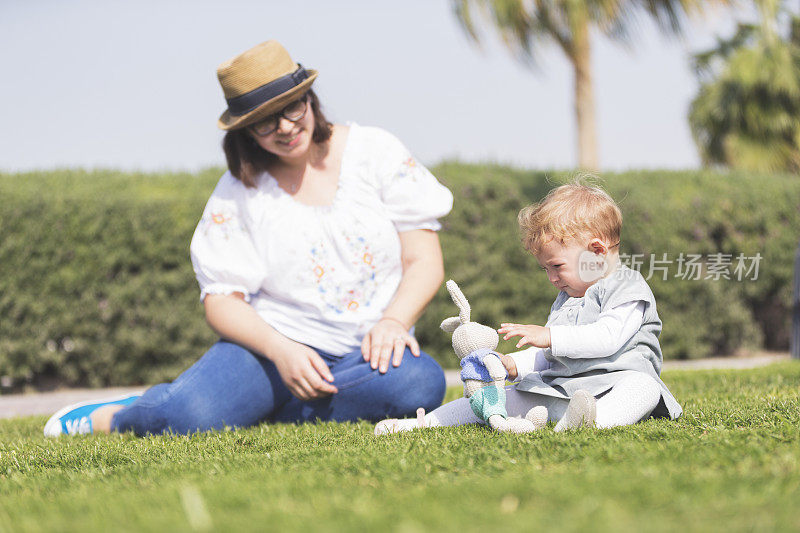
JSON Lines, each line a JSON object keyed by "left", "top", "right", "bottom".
{"left": 459, "top": 348, "right": 505, "bottom": 382}
{"left": 459, "top": 347, "right": 509, "bottom": 419}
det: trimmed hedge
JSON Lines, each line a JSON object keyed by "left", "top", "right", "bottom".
{"left": 1, "top": 165, "right": 798, "bottom": 390}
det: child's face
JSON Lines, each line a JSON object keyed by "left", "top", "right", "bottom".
{"left": 535, "top": 237, "right": 606, "bottom": 298}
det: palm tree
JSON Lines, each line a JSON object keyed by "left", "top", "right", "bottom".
{"left": 453, "top": 0, "right": 725, "bottom": 170}
{"left": 689, "top": 0, "right": 800, "bottom": 173}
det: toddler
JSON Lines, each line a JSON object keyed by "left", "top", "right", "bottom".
{"left": 375, "top": 181, "right": 682, "bottom": 434}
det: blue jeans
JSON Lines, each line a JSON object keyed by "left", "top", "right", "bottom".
{"left": 111, "top": 340, "right": 446, "bottom": 435}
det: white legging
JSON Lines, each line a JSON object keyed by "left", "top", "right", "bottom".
{"left": 426, "top": 373, "right": 662, "bottom": 429}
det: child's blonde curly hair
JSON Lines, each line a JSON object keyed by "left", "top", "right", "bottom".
{"left": 519, "top": 179, "right": 622, "bottom": 255}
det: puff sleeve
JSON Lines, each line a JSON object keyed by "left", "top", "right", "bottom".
{"left": 189, "top": 172, "right": 267, "bottom": 302}
{"left": 373, "top": 129, "right": 453, "bottom": 232}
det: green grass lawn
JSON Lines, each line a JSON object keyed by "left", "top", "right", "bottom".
{"left": 2, "top": 363, "right": 799, "bottom": 532}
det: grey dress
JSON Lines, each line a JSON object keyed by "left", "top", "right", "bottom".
{"left": 516, "top": 265, "right": 682, "bottom": 419}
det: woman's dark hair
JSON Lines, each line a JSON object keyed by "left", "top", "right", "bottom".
{"left": 222, "top": 89, "right": 333, "bottom": 187}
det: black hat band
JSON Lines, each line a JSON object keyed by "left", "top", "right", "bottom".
{"left": 226, "top": 65, "right": 309, "bottom": 117}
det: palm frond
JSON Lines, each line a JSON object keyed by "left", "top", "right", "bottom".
{"left": 692, "top": 23, "right": 758, "bottom": 78}
{"left": 689, "top": 15, "right": 800, "bottom": 174}
{"left": 452, "top": 0, "right": 730, "bottom": 53}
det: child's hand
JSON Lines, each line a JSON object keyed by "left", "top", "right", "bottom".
{"left": 498, "top": 354, "right": 518, "bottom": 380}
{"left": 498, "top": 323, "right": 552, "bottom": 349}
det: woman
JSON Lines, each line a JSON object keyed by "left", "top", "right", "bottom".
{"left": 45, "top": 40, "right": 453, "bottom": 436}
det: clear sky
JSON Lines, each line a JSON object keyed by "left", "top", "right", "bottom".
{"left": 1, "top": 0, "right": 745, "bottom": 172}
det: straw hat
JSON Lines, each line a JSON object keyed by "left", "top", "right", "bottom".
{"left": 216, "top": 41, "right": 318, "bottom": 131}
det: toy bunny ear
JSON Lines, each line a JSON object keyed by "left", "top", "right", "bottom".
{"left": 440, "top": 317, "right": 461, "bottom": 333}
{"left": 445, "top": 280, "right": 471, "bottom": 323}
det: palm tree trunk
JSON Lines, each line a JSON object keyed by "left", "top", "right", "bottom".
{"left": 572, "top": 18, "right": 599, "bottom": 170}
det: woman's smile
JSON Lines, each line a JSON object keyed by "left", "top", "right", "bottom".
{"left": 276, "top": 131, "right": 302, "bottom": 147}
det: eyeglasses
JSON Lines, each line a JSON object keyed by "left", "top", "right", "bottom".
{"left": 248, "top": 96, "right": 309, "bottom": 136}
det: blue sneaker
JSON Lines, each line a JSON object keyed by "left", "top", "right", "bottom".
{"left": 43, "top": 393, "right": 141, "bottom": 437}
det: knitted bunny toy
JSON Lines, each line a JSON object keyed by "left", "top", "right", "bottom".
{"left": 441, "top": 280, "right": 547, "bottom": 433}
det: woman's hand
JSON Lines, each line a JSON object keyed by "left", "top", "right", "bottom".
{"left": 271, "top": 341, "right": 338, "bottom": 401}
{"left": 203, "top": 293, "right": 337, "bottom": 401}
{"left": 361, "top": 317, "right": 420, "bottom": 374}
{"left": 498, "top": 323, "right": 552, "bottom": 349}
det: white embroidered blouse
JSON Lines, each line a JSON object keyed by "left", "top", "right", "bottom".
{"left": 189, "top": 124, "right": 454, "bottom": 355}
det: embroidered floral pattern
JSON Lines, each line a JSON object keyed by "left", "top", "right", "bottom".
{"left": 304, "top": 226, "right": 384, "bottom": 314}
{"left": 394, "top": 156, "right": 420, "bottom": 182}
{"left": 201, "top": 208, "right": 244, "bottom": 240}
